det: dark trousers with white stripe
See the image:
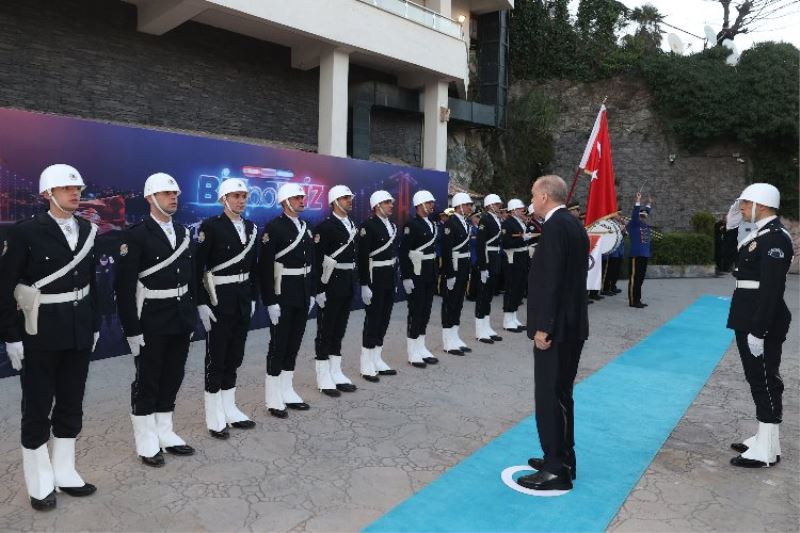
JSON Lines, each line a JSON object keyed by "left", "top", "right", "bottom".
{"left": 628, "top": 256, "right": 648, "bottom": 305}
{"left": 735, "top": 331, "right": 784, "bottom": 423}
{"left": 205, "top": 312, "right": 250, "bottom": 393}
{"left": 132, "top": 333, "right": 191, "bottom": 415}
{"left": 315, "top": 296, "right": 352, "bottom": 359}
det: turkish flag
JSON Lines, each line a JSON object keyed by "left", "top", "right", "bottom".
{"left": 579, "top": 105, "right": 618, "bottom": 226}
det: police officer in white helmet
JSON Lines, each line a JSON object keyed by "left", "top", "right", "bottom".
{"left": 725, "top": 183, "right": 793, "bottom": 468}
{"left": 258, "top": 182, "right": 316, "bottom": 418}
{"left": 0, "top": 164, "right": 99, "bottom": 510}
{"left": 475, "top": 194, "right": 505, "bottom": 343}
{"left": 115, "top": 172, "right": 197, "bottom": 467}
{"left": 311, "top": 185, "right": 359, "bottom": 396}
{"left": 356, "top": 190, "right": 400, "bottom": 382}
{"left": 194, "top": 178, "right": 259, "bottom": 439}
{"left": 501, "top": 199, "right": 532, "bottom": 332}
{"left": 440, "top": 192, "right": 474, "bottom": 355}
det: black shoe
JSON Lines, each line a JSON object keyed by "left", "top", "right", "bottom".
{"left": 589, "top": 294, "right": 604, "bottom": 301}
{"left": 286, "top": 402, "right": 310, "bottom": 410}
{"left": 490, "top": 335, "right": 503, "bottom": 341}
{"left": 209, "top": 427, "right": 230, "bottom": 439}
{"left": 141, "top": 451, "right": 165, "bottom": 467}
{"left": 268, "top": 408, "right": 288, "bottom": 418}
{"left": 516, "top": 469, "right": 573, "bottom": 492}
{"left": 478, "top": 337, "right": 494, "bottom": 344}
{"left": 612, "top": 287, "right": 622, "bottom": 294}
{"left": 587, "top": 300, "right": 594, "bottom": 305}
{"left": 410, "top": 361, "right": 427, "bottom": 368}
{"left": 460, "top": 346, "right": 472, "bottom": 353}
{"left": 378, "top": 369, "right": 397, "bottom": 376}
{"left": 30, "top": 490, "right": 56, "bottom": 511}
{"left": 230, "top": 419, "right": 256, "bottom": 429}
{"left": 423, "top": 357, "right": 439, "bottom": 364}
{"left": 446, "top": 348, "right": 464, "bottom": 356}
{"left": 320, "top": 388, "right": 341, "bottom": 397}
{"left": 527, "top": 457, "right": 576, "bottom": 480}
{"left": 336, "top": 383, "right": 357, "bottom": 392}
{"left": 362, "top": 374, "right": 380, "bottom": 382}
{"left": 504, "top": 327, "right": 521, "bottom": 332}
{"left": 730, "top": 442, "right": 748, "bottom": 454}
{"left": 730, "top": 455, "right": 779, "bottom": 468}
{"left": 600, "top": 290, "right": 615, "bottom": 296}
{"left": 164, "top": 445, "right": 195, "bottom": 456}
{"left": 57, "top": 483, "right": 97, "bottom": 497}
{"left": 630, "top": 303, "right": 646, "bottom": 308}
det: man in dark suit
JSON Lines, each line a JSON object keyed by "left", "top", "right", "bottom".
{"left": 519, "top": 175, "right": 589, "bottom": 494}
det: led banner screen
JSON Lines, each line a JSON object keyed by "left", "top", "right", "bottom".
{"left": 0, "top": 107, "right": 448, "bottom": 377}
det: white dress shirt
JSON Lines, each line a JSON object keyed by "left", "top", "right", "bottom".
{"left": 49, "top": 212, "right": 78, "bottom": 251}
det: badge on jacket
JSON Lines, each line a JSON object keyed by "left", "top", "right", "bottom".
{"left": 119, "top": 244, "right": 128, "bottom": 256}
{"left": 262, "top": 233, "right": 270, "bottom": 244}
{"left": 748, "top": 241, "right": 757, "bottom": 252}
{"left": 198, "top": 231, "right": 205, "bottom": 243}
{"left": 768, "top": 247, "right": 785, "bottom": 259}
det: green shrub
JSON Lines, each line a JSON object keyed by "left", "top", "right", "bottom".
{"left": 691, "top": 211, "right": 716, "bottom": 236}
{"left": 652, "top": 233, "right": 713, "bottom": 265}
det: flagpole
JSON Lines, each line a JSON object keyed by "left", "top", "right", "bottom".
{"left": 567, "top": 96, "right": 608, "bottom": 205}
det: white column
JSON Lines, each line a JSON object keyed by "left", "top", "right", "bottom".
{"left": 423, "top": 80, "right": 449, "bottom": 171}
{"left": 427, "top": 0, "right": 452, "bottom": 18}
{"left": 318, "top": 48, "right": 350, "bottom": 157}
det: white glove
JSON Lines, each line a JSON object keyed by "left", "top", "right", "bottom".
{"left": 402, "top": 279, "right": 415, "bottom": 295}
{"left": 747, "top": 334, "right": 764, "bottom": 357}
{"left": 6, "top": 342, "right": 24, "bottom": 371}
{"left": 361, "top": 285, "right": 373, "bottom": 306}
{"left": 251, "top": 301, "right": 256, "bottom": 318}
{"left": 268, "top": 304, "right": 281, "bottom": 325}
{"left": 197, "top": 305, "right": 217, "bottom": 332}
{"left": 480, "top": 270, "right": 489, "bottom": 284}
{"left": 316, "top": 292, "right": 327, "bottom": 309}
{"left": 309, "top": 296, "right": 315, "bottom": 314}
{"left": 726, "top": 201, "right": 743, "bottom": 230}
{"left": 93, "top": 331, "right": 100, "bottom": 352}
{"left": 127, "top": 335, "right": 145, "bottom": 357}
{"left": 446, "top": 277, "right": 456, "bottom": 291}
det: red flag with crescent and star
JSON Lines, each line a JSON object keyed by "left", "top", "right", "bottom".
{"left": 579, "top": 104, "right": 618, "bottom": 226}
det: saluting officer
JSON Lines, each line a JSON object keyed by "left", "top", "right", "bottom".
{"left": 0, "top": 164, "right": 99, "bottom": 510}
{"left": 626, "top": 192, "right": 653, "bottom": 308}
{"left": 259, "top": 182, "right": 315, "bottom": 419}
{"left": 312, "top": 185, "right": 359, "bottom": 396}
{"left": 501, "top": 199, "right": 532, "bottom": 333}
{"left": 440, "top": 192, "right": 474, "bottom": 356}
{"left": 357, "top": 190, "right": 399, "bottom": 382}
{"left": 115, "top": 173, "right": 197, "bottom": 468}
{"left": 195, "top": 178, "right": 258, "bottom": 439}
{"left": 725, "top": 183, "right": 793, "bottom": 468}
{"left": 400, "top": 190, "right": 439, "bottom": 368}
{"left": 474, "top": 194, "right": 504, "bottom": 344}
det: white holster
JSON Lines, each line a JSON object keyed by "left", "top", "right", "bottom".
{"left": 273, "top": 263, "right": 311, "bottom": 295}
{"left": 136, "top": 281, "right": 146, "bottom": 318}
{"left": 321, "top": 255, "right": 338, "bottom": 285}
{"left": 13, "top": 284, "right": 41, "bottom": 336}
{"left": 409, "top": 250, "right": 424, "bottom": 276}
{"left": 202, "top": 271, "right": 218, "bottom": 306}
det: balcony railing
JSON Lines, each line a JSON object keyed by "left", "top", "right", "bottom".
{"left": 358, "top": 0, "right": 463, "bottom": 39}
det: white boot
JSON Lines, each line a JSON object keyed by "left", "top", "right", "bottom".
{"left": 513, "top": 311, "right": 525, "bottom": 328}
{"left": 329, "top": 355, "right": 353, "bottom": 386}
{"left": 204, "top": 391, "right": 226, "bottom": 432}
{"left": 475, "top": 317, "right": 488, "bottom": 341}
{"left": 442, "top": 328, "right": 458, "bottom": 353}
{"left": 130, "top": 414, "right": 160, "bottom": 458}
{"left": 407, "top": 337, "right": 425, "bottom": 364}
{"left": 22, "top": 444, "right": 55, "bottom": 501}
{"left": 361, "top": 347, "right": 378, "bottom": 378}
{"left": 740, "top": 422, "right": 779, "bottom": 465}
{"left": 265, "top": 374, "right": 286, "bottom": 410}
{"left": 315, "top": 360, "right": 337, "bottom": 392}
{"left": 453, "top": 326, "right": 469, "bottom": 350}
{"left": 485, "top": 317, "right": 501, "bottom": 339}
{"left": 154, "top": 412, "right": 187, "bottom": 449}
{"left": 373, "top": 346, "right": 394, "bottom": 374}
{"left": 221, "top": 387, "right": 251, "bottom": 424}
{"left": 280, "top": 370, "right": 305, "bottom": 405}
{"left": 772, "top": 424, "right": 781, "bottom": 458}
{"left": 51, "top": 437, "right": 87, "bottom": 489}
{"left": 503, "top": 312, "right": 516, "bottom": 330}
{"left": 418, "top": 335, "right": 435, "bottom": 359}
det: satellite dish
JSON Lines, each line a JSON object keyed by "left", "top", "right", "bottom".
{"left": 667, "top": 33, "right": 685, "bottom": 54}
{"left": 704, "top": 25, "right": 718, "bottom": 46}
{"left": 722, "top": 38, "right": 740, "bottom": 65}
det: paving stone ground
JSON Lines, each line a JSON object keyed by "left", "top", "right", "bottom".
{"left": 0, "top": 275, "right": 797, "bottom": 532}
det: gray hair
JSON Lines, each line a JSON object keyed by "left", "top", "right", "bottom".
{"left": 534, "top": 175, "right": 568, "bottom": 203}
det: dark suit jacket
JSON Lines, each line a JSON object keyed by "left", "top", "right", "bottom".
{"left": 258, "top": 214, "right": 315, "bottom": 309}
{"left": 527, "top": 207, "right": 589, "bottom": 343}
{"left": 313, "top": 215, "right": 357, "bottom": 299}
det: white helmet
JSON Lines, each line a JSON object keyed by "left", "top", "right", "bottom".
{"left": 39, "top": 164, "right": 86, "bottom": 194}
{"left": 370, "top": 190, "right": 394, "bottom": 209}
{"left": 277, "top": 182, "right": 305, "bottom": 204}
{"left": 507, "top": 198, "right": 525, "bottom": 211}
{"left": 451, "top": 192, "right": 472, "bottom": 207}
{"left": 413, "top": 190, "right": 436, "bottom": 206}
{"left": 217, "top": 178, "right": 248, "bottom": 201}
{"left": 484, "top": 193, "right": 502, "bottom": 207}
{"left": 144, "top": 173, "right": 181, "bottom": 197}
{"left": 328, "top": 185, "right": 354, "bottom": 205}
{"left": 738, "top": 183, "right": 780, "bottom": 209}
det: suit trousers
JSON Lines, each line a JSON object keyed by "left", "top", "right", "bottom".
{"left": 131, "top": 333, "right": 191, "bottom": 415}
{"left": 20, "top": 348, "right": 91, "bottom": 449}
{"left": 534, "top": 338, "right": 584, "bottom": 474}
{"left": 603, "top": 256, "right": 622, "bottom": 292}
{"left": 407, "top": 277, "right": 435, "bottom": 338}
{"left": 362, "top": 283, "right": 394, "bottom": 349}
{"left": 315, "top": 295, "right": 352, "bottom": 359}
{"left": 205, "top": 311, "right": 250, "bottom": 393}
{"left": 503, "top": 260, "right": 527, "bottom": 313}
{"left": 267, "top": 305, "right": 307, "bottom": 376}
{"left": 475, "top": 271, "right": 496, "bottom": 318}
{"left": 735, "top": 331, "right": 784, "bottom": 423}
{"left": 441, "top": 271, "right": 469, "bottom": 328}
{"left": 628, "top": 256, "right": 648, "bottom": 305}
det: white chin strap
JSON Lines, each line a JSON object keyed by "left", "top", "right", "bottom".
{"left": 377, "top": 205, "right": 388, "bottom": 218}
{"left": 334, "top": 199, "right": 346, "bottom": 214}
{"left": 48, "top": 190, "right": 76, "bottom": 216}
{"left": 223, "top": 197, "right": 244, "bottom": 216}
{"left": 152, "top": 195, "right": 173, "bottom": 219}
{"left": 284, "top": 200, "right": 296, "bottom": 214}
{"left": 749, "top": 203, "right": 757, "bottom": 224}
